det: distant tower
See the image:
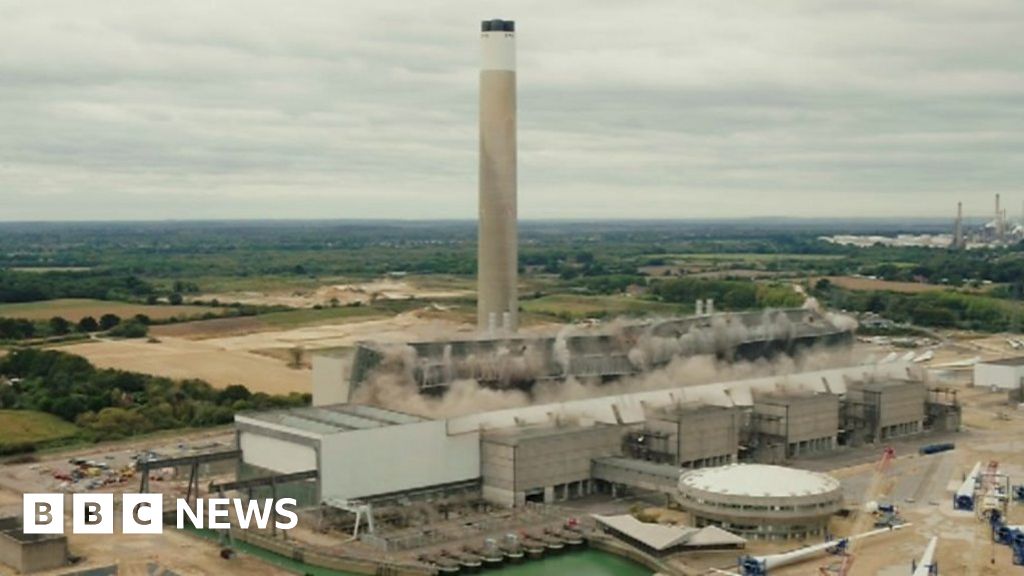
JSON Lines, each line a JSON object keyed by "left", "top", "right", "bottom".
{"left": 477, "top": 19, "right": 518, "bottom": 333}
{"left": 996, "top": 194, "right": 1005, "bottom": 241}
{"left": 952, "top": 202, "right": 964, "bottom": 249}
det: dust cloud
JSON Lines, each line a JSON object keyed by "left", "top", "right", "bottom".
{"left": 352, "top": 308, "right": 860, "bottom": 419}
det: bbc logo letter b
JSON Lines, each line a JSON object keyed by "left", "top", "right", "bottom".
{"left": 73, "top": 493, "right": 114, "bottom": 534}
{"left": 23, "top": 494, "right": 64, "bottom": 534}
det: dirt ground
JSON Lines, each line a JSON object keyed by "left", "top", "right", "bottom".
{"left": 60, "top": 309, "right": 476, "bottom": 393}
{"left": 59, "top": 305, "right": 560, "bottom": 393}
{"left": 194, "top": 278, "right": 473, "bottom": 309}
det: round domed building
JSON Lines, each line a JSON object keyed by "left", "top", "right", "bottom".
{"left": 675, "top": 464, "right": 843, "bottom": 540}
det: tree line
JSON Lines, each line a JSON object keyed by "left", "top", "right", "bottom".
{"left": 0, "top": 349, "right": 310, "bottom": 450}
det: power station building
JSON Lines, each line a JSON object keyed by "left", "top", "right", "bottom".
{"left": 233, "top": 361, "right": 937, "bottom": 509}
{"left": 844, "top": 380, "right": 927, "bottom": 444}
{"left": 675, "top": 464, "right": 843, "bottom": 540}
{"left": 323, "top": 308, "right": 856, "bottom": 402}
{"left": 751, "top": 393, "right": 839, "bottom": 462}
{"left": 973, "top": 357, "right": 1024, "bottom": 391}
{"left": 629, "top": 404, "right": 741, "bottom": 468}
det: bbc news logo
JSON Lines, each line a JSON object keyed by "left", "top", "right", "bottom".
{"left": 23, "top": 493, "right": 298, "bottom": 534}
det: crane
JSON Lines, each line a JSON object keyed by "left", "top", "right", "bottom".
{"left": 820, "top": 446, "right": 896, "bottom": 576}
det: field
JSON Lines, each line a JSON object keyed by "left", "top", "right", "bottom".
{"left": 817, "top": 276, "right": 950, "bottom": 294}
{"left": 0, "top": 410, "right": 79, "bottom": 450}
{"left": 522, "top": 294, "right": 687, "bottom": 320}
{"left": 651, "top": 252, "right": 845, "bottom": 261}
{"left": 0, "top": 298, "right": 220, "bottom": 322}
{"left": 61, "top": 305, "right": 478, "bottom": 394}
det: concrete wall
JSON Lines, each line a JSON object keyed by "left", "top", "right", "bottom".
{"left": 847, "top": 381, "right": 926, "bottom": 442}
{"left": 321, "top": 421, "right": 480, "bottom": 501}
{"left": 0, "top": 522, "right": 67, "bottom": 574}
{"left": 974, "top": 362, "right": 1024, "bottom": 390}
{"left": 647, "top": 407, "right": 740, "bottom": 467}
{"left": 239, "top": 430, "right": 318, "bottom": 474}
{"left": 480, "top": 425, "right": 622, "bottom": 506}
{"left": 753, "top": 394, "right": 838, "bottom": 458}
{"left": 312, "top": 355, "right": 350, "bottom": 406}
{"left": 877, "top": 382, "right": 926, "bottom": 433}
{"left": 480, "top": 440, "right": 517, "bottom": 506}
{"left": 512, "top": 426, "right": 620, "bottom": 493}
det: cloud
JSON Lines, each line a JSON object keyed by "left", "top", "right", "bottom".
{"left": 0, "top": 0, "right": 1022, "bottom": 220}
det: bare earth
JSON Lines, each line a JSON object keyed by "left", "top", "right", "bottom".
{"left": 195, "top": 279, "right": 472, "bottom": 309}
{"left": 60, "top": 309, "right": 477, "bottom": 393}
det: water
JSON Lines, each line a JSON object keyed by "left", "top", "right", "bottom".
{"left": 187, "top": 529, "right": 651, "bottom": 576}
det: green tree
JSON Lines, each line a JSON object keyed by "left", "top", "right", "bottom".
{"left": 99, "top": 313, "right": 121, "bottom": 331}
{"left": 48, "top": 316, "right": 72, "bottom": 335}
{"left": 108, "top": 320, "right": 148, "bottom": 339}
{"left": 77, "top": 316, "right": 99, "bottom": 333}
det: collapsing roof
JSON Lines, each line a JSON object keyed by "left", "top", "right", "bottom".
{"left": 592, "top": 514, "right": 746, "bottom": 552}
{"left": 345, "top": 308, "right": 855, "bottom": 398}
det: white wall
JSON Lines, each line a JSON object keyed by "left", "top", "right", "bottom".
{"left": 239, "top": 431, "right": 317, "bottom": 473}
{"left": 312, "top": 355, "right": 349, "bottom": 406}
{"left": 974, "top": 363, "right": 1024, "bottom": 390}
{"left": 320, "top": 421, "right": 480, "bottom": 501}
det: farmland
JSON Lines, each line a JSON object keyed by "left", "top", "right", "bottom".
{"left": 0, "top": 410, "right": 80, "bottom": 452}
{"left": 522, "top": 294, "right": 688, "bottom": 321}
{"left": 0, "top": 298, "right": 220, "bottom": 322}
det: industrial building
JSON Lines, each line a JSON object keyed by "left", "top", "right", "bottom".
{"left": 236, "top": 404, "right": 479, "bottom": 505}
{"left": 0, "top": 516, "right": 67, "bottom": 574}
{"left": 973, "top": 357, "right": 1024, "bottom": 391}
{"left": 675, "top": 465, "right": 843, "bottom": 540}
{"left": 480, "top": 423, "right": 621, "bottom": 507}
{"left": 326, "top": 308, "right": 855, "bottom": 402}
{"left": 845, "top": 380, "right": 927, "bottom": 444}
{"left": 751, "top": 393, "right": 839, "bottom": 462}
{"left": 235, "top": 362, "right": 934, "bottom": 512}
{"left": 629, "top": 404, "right": 741, "bottom": 468}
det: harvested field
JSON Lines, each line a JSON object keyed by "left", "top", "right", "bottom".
{"left": 0, "top": 298, "right": 221, "bottom": 322}
{"left": 194, "top": 278, "right": 473, "bottom": 309}
{"left": 62, "top": 308, "right": 478, "bottom": 394}
{"left": 151, "top": 301, "right": 417, "bottom": 339}
{"left": 817, "top": 276, "right": 947, "bottom": 294}
{"left": 523, "top": 294, "right": 687, "bottom": 320}
{"left": 61, "top": 338, "right": 312, "bottom": 394}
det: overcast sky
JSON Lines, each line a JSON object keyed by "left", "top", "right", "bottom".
{"left": 1, "top": 1, "right": 1022, "bottom": 221}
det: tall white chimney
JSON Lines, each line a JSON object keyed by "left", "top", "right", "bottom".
{"left": 478, "top": 19, "right": 518, "bottom": 333}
